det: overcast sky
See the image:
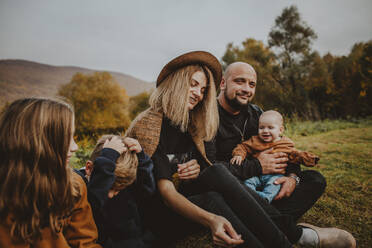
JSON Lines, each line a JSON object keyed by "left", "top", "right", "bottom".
{"left": 1, "top": 0, "right": 371, "bottom": 82}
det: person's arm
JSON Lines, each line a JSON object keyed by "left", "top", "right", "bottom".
{"left": 66, "top": 173, "right": 102, "bottom": 248}
{"left": 133, "top": 151, "right": 156, "bottom": 197}
{"left": 88, "top": 148, "right": 120, "bottom": 209}
{"left": 206, "top": 137, "right": 263, "bottom": 179}
{"left": 204, "top": 139, "right": 217, "bottom": 163}
{"left": 231, "top": 143, "right": 250, "bottom": 161}
{"left": 157, "top": 179, "right": 243, "bottom": 247}
{"left": 274, "top": 174, "right": 297, "bottom": 200}
{"left": 88, "top": 136, "right": 127, "bottom": 208}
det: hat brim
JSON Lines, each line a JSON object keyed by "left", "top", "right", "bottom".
{"left": 156, "top": 51, "right": 222, "bottom": 87}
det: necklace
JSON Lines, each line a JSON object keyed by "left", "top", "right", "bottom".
{"left": 233, "top": 118, "right": 248, "bottom": 142}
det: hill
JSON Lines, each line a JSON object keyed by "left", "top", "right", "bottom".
{"left": 0, "top": 59, "right": 155, "bottom": 106}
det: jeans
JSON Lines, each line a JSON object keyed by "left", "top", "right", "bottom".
{"left": 244, "top": 174, "right": 284, "bottom": 203}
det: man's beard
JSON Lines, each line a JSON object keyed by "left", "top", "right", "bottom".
{"left": 224, "top": 90, "right": 250, "bottom": 111}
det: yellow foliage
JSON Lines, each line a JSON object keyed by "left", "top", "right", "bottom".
{"left": 58, "top": 72, "right": 131, "bottom": 134}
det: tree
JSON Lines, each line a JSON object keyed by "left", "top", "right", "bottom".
{"left": 331, "top": 41, "right": 372, "bottom": 117}
{"left": 268, "top": 5, "right": 318, "bottom": 118}
{"left": 302, "top": 51, "right": 336, "bottom": 118}
{"left": 58, "top": 72, "right": 131, "bottom": 136}
{"left": 129, "top": 91, "right": 151, "bottom": 119}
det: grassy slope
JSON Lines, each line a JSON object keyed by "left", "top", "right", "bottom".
{"left": 294, "top": 127, "right": 372, "bottom": 248}
{"left": 175, "top": 120, "right": 372, "bottom": 248}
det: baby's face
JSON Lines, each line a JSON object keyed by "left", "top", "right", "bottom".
{"left": 258, "top": 114, "right": 283, "bottom": 143}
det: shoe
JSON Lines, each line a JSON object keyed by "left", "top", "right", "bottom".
{"left": 298, "top": 223, "right": 356, "bottom": 248}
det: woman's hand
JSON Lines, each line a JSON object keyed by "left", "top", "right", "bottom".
{"left": 209, "top": 214, "right": 244, "bottom": 247}
{"left": 177, "top": 159, "right": 200, "bottom": 180}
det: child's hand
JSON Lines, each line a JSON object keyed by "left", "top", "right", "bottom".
{"left": 230, "top": 156, "right": 243, "bottom": 165}
{"left": 103, "top": 136, "right": 127, "bottom": 154}
{"left": 123, "top": 137, "right": 142, "bottom": 153}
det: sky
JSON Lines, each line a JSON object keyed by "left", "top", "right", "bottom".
{"left": 1, "top": 0, "right": 371, "bottom": 82}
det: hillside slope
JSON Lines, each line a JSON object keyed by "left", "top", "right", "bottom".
{"left": 0, "top": 59, "right": 155, "bottom": 105}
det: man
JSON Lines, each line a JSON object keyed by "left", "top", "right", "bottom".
{"left": 206, "top": 62, "right": 356, "bottom": 247}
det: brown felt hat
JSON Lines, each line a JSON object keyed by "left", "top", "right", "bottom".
{"left": 156, "top": 51, "right": 222, "bottom": 87}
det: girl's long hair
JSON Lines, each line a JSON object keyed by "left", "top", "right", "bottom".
{"left": 0, "top": 97, "right": 79, "bottom": 243}
{"left": 149, "top": 65, "right": 218, "bottom": 141}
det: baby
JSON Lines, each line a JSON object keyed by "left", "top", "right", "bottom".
{"left": 231, "top": 110, "right": 319, "bottom": 203}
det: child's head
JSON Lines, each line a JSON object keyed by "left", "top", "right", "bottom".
{"left": 0, "top": 97, "right": 79, "bottom": 243}
{"left": 86, "top": 134, "right": 138, "bottom": 198}
{"left": 258, "top": 110, "right": 284, "bottom": 143}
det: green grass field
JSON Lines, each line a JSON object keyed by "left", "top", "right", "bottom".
{"left": 72, "top": 118, "right": 372, "bottom": 247}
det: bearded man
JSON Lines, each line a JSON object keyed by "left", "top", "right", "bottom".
{"left": 206, "top": 62, "right": 356, "bottom": 248}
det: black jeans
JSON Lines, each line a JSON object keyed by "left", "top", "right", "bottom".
{"left": 271, "top": 170, "right": 327, "bottom": 221}
{"left": 198, "top": 164, "right": 294, "bottom": 247}
{"left": 145, "top": 164, "right": 292, "bottom": 248}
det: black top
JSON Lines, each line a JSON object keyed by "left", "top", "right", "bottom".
{"left": 215, "top": 102, "right": 262, "bottom": 161}
{"left": 151, "top": 117, "right": 209, "bottom": 182}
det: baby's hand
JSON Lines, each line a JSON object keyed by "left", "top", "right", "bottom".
{"left": 103, "top": 136, "right": 127, "bottom": 154}
{"left": 231, "top": 156, "right": 243, "bottom": 166}
{"left": 123, "top": 137, "right": 142, "bottom": 153}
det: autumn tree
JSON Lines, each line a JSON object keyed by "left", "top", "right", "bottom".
{"left": 330, "top": 41, "right": 372, "bottom": 117}
{"left": 268, "top": 5, "right": 318, "bottom": 117}
{"left": 222, "top": 5, "right": 370, "bottom": 120}
{"left": 297, "top": 51, "right": 336, "bottom": 119}
{"left": 129, "top": 91, "right": 151, "bottom": 119}
{"left": 58, "top": 72, "right": 130, "bottom": 136}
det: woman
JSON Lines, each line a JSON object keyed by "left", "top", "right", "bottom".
{"left": 0, "top": 98, "right": 101, "bottom": 248}
{"left": 126, "top": 51, "right": 291, "bottom": 247}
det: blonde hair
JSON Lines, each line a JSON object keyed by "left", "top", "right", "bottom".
{"left": 90, "top": 135, "right": 138, "bottom": 191}
{"left": 149, "top": 65, "right": 218, "bottom": 141}
{"left": 0, "top": 97, "right": 79, "bottom": 243}
{"left": 260, "top": 110, "right": 284, "bottom": 126}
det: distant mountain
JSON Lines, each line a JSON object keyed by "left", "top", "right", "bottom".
{"left": 0, "top": 59, "right": 155, "bottom": 106}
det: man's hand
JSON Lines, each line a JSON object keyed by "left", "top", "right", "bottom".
{"left": 103, "top": 136, "right": 127, "bottom": 154}
{"left": 274, "top": 176, "right": 296, "bottom": 200}
{"left": 177, "top": 159, "right": 200, "bottom": 180}
{"left": 230, "top": 156, "right": 243, "bottom": 165}
{"left": 257, "top": 149, "right": 288, "bottom": 174}
{"left": 209, "top": 214, "right": 244, "bottom": 247}
{"left": 123, "top": 137, "right": 142, "bottom": 153}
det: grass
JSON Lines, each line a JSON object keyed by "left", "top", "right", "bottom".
{"left": 175, "top": 119, "right": 372, "bottom": 248}
{"left": 284, "top": 116, "right": 372, "bottom": 137}
{"left": 293, "top": 127, "right": 372, "bottom": 248}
